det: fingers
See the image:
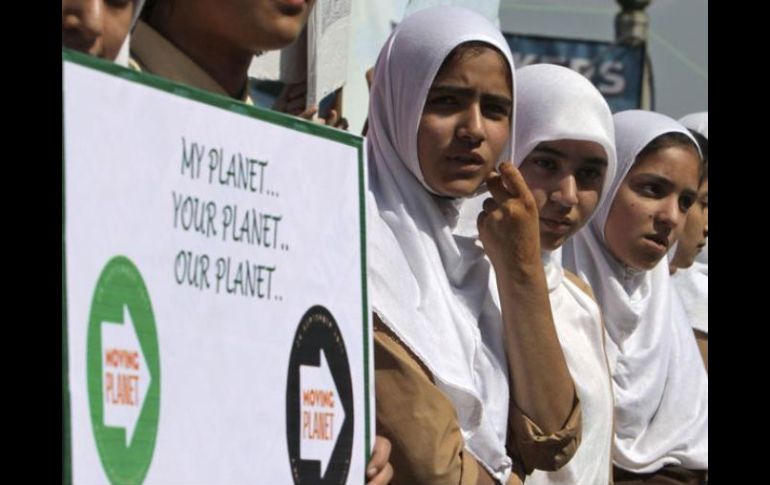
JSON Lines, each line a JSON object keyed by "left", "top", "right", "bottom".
{"left": 285, "top": 99, "right": 308, "bottom": 116}
{"left": 486, "top": 161, "right": 531, "bottom": 205}
{"left": 297, "top": 105, "right": 319, "bottom": 120}
{"left": 272, "top": 82, "right": 307, "bottom": 112}
{"left": 367, "top": 436, "right": 391, "bottom": 476}
{"left": 498, "top": 161, "right": 529, "bottom": 199}
{"left": 325, "top": 108, "right": 340, "bottom": 127}
{"left": 482, "top": 197, "right": 498, "bottom": 214}
{"left": 486, "top": 171, "right": 512, "bottom": 204}
{"left": 366, "top": 436, "right": 393, "bottom": 485}
{"left": 284, "top": 82, "right": 307, "bottom": 102}
{"left": 477, "top": 209, "right": 489, "bottom": 234}
{"left": 366, "top": 462, "right": 393, "bottom": 485}
{"left": 335, "top": 117, "right": 349, "bottom": 131}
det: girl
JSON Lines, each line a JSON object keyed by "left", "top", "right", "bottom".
{"left": 513, "top": 64, "right": 616, "bottom": 485}
{"left": 563, "top": 110, "right": 708, "bottom": 484}
{"left": 670, "top": 112, "right": 708, "bottom": 369}
{"left": 368, "top": 8, "right": 579, "bottom": 484}
{"left": 130, "top": 0, "right": 342, "bottom": 125}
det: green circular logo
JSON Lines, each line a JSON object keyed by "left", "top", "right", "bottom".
{"left": 87, "top": 256, "right": 160, "bottom": 485}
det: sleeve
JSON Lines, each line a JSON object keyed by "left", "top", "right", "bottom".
{"left": 374, "top": 316, "right": 497, "bottom": 485}
{"left": 506, "top": 375, "right": 582, "bottom": 477}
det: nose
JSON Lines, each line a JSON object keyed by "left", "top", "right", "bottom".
{"left": 456, "top": 104, "right": 485, "bottom": 145}
{"left": 62, "top": 0, "right": 103, "bottom": 45}
{"left": 655, "top": 196, "right": 681, "bottom": 230}
{"left": 550, "top": 175, "right": 579, "bottom": 207}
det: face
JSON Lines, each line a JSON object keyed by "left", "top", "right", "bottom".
{"left": 417, "top": 47, "right": 512, "bottom": 198}
{"left": 187, "top": 0, "right": 317, "bottom": 53}
{"left": 62, "top": 0, "right": 135, "bottom": 61}
{"left": 671, "top": 178, "right": 708, "bottom": 269}
{"left": 604, "top": 145, "right": 700, "bottom": 270}
{"left": 519, "top": 139, "right": 608, "bottom": 250}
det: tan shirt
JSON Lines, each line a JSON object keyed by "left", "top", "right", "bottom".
{"left": 129, "top": 20, "right": 253, "bottom": 105}
{"left": 374, "top": 315, "right": 581, "bottom": 485}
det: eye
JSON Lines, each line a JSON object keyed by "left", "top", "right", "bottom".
{"left": 531, "top": 157, "right": 557, "bottom": 171}
{"left": 482, "top": 102, "right": 510, "bottom": 120}
{"left": 428, "top": 95, "right": 457, "bottom": 107}
{"left": 640, "top": 183, "right": 663, "bottom": 198}
{"left": 576, "top": 166, "right": 604, "bottom": 183}
{"left": 679, "top": 194, "right": 696, "bottom": 212}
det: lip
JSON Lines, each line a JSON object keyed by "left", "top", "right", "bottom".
{"left": 642, "top": 234, "right": 669, "bottom": 253}
{"left": 62, "top": 36, "right": 98, "bottom": 54}
{"left": 446, "top": 153, "right": 486, "bottom": 174}
{"left": 447, "top": 152, "right": 485, "bottom": 165}
{"left": 276, "top": 0, "right": 307, "bottom": 15}
{"left": 540, "top": 217, "right": 574, "bottom": 235}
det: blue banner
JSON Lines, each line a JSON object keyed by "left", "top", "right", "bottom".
{"left": 504, "top": 33, "right": 647, "bottom": 112}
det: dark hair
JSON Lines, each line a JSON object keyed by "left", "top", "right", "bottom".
{"left": 637, "top": 132, "right": 703, "bottom": 181}
{"left": 687, "top": 129, "right": 708, "bottom": 184}
{"left": 436, "top": 41, "right": 512, "bottom": 91}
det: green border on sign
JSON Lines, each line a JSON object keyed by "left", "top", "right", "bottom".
{"left": 358, "top": 129, "right": 371, "bottom": 468}
{"left": 61, "top": 49, "right": 364, "bottom": 147}
{"left": 61, "top": 47, "right": 371, "bottom": 479}
{"left": 62, "top": 64, "right": 72, "bottom": 485}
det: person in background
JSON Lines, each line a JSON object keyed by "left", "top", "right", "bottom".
{"left": 62, "top": 0, "right": 146, "bottom": 65}
{"left": 131, "top": 0, "right": 343, "bottom": 126}
{"left": 669, "top": 112, "right": 708, "bottom": 370}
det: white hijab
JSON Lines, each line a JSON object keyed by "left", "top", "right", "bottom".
{"left": 513, "top": 64, "right": 617, "bottom": 216}
{"left": 115, "top": 0, "right": 146, "bottom": 67}
{"left": 512, "top": 62, "right": 617, "bottom": 296}
{"left": 673, "top": 112, "right": 708, "bottom": 334}
{"left": 563, "top": 110, "right": 708, "bottom": 473}
{"left": 515, "top": 64, "right": 616, "bottom": 485}
{"left": 367, "top": 6, "right": 515, "bottom": 482}
{"left": 679, "top": 111, "right": 708, "bottom": 140}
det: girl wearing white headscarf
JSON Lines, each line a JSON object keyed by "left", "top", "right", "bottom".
{"left": 670, "top": 112, "right": 708, "bottom": 369}
{"left": 511, "top": 64, "right": 616, "bottom": 485}
{"left": 369, "top": 7, "right": 580, "bottom": 485}
{"left": 563, "top": 110, "right": 708, "bottom": 484}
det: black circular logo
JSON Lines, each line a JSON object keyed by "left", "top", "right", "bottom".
{"left": 286, "top": 306, "right": 354, "bottom": 485}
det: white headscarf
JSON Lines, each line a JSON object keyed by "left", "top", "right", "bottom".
{"left": 367, "top": 6, "right": 515, "bottom": 482}
{"left": 563, "top": 110, "right": 708, "bottom": 473}
{"left": 514, "top": 64, "right": 617, "bottom": 238}
{"left": 515, "top": 64, "right": 616, "bottom": 485}
{"left": 115, "top": 0, "right": 146, "bottom": 67}
{"left": 679, "top": 111, "right": 708, "bottom": 140}
{"left": 673, "top": 112, "right": 708, "bottom": 333}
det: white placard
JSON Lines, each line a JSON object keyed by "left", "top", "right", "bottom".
{"left": 63, "top": 54, "right": 371, "bottom": 485}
